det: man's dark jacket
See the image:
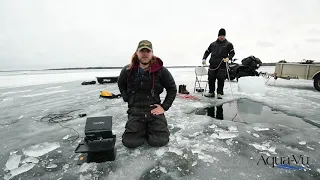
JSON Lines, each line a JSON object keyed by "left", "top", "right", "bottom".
{"left": 203, "top": 39, "right": 235, "bottom": 69}
{"left": 117, "top": 57, "right": 177, "bottom": 114}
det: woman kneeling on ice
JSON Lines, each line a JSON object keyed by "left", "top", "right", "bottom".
{"left": 117, "top": 40, "right": 177, "bottom": 148}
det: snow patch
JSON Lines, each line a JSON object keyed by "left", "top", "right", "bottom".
{"left": 23, "top": 142, "right": 60, "bottom": 157}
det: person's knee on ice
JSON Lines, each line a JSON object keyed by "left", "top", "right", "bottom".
{"left": 147, "top": 134, "right": 169, "bottom": 147}
{"left": 117, "top": 40, "right": 176, "bottom": 148}
{"left": 122, "top": 136, "right": 145, "bottom": 148}
{"left": 147, "top": 114, "right": 170, "bottom": 147}
{"left": 121, "top": 115, "right": 147, "bottom": 148}
{"left": 201, "top": 28, "right": 235, "bottom": 98}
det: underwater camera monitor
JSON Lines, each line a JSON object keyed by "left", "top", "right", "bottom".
{"left": 75, "top": 116, "right": 116, "bottom": 164}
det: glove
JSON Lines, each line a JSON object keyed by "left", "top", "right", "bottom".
{"left": 223, "top": 58, "right": 229, "bottom": 62}
{"left": 202, "top": 59, "right": 207, "bottom": 66}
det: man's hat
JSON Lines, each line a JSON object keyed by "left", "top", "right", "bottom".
{"left": 137, "top": 40, "right": 153, "bottom": 51}
{"left": 218, "top": 28, "right": 226, "bottom": 36}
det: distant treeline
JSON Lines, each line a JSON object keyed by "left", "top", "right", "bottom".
{"left": 46, "top": 63, "right": 277, "bottom": 70}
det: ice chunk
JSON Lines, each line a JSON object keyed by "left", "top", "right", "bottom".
{"left": 317, "top": 168, "right": 320, "bottom": 173}
{"left": 4, "top": 163, "right": 35, "bottom": 180}
{"left": 46, "top": 163, "right": 58, "bottom": 169}
{"left": 209, "top": 124, "right": 217, "bottom": 129}
{"left": 79, "top": 163, "right": 98, "bottom": 173}
{"left": 23, "top": 142, "right": 60, "bottom": 157}
{"left": 159, "top": 167, "right": 167, "bottom": 173}
{"left": 5, "top": 153, "right": 22, "bottom": 171}
{"left": 155, "top": 148, "right": 166, "bottom": 157}
{"left": 238, "top": 76, "right": 266, "bottom": 95}
{"left": 168, "top": 147, "right": 183, "bottom": 156}
{"left": 192, "top": 161, "right": 198, "bottom": 166}
{"left": 307, "top": 146, "right": 314, "bottom": 150}
{"left": 253, "top": 127, "right": 270, "bottom": 131}
{"left": 63, "top": 164, "right": 70, "bottom": 170}
{"left": 250, "top": 142, "right": 276, "bottom": 154}
{"left": 63, "top": 135, "right": 71, "bottom": 140}
{"left": 298, "top": 141, "right": 306, "bottom": 145}
{"left": 252, "top": 133, "right": 260, "bottom": 138}
{"left": 211, "top": 132, "right": 239, "bottom": 139}
{"left": 21, "top": 157, "right": 39, "bottom": 164}
{"left": 228, "top": 126, "right": 238, "bottom": 132}
{"left": 226, "top": 139, "right": 233, "bottom": 146}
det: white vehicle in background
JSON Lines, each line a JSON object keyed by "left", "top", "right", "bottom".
{"left": 262, "top": 60, "right": 320, "bottom": 92}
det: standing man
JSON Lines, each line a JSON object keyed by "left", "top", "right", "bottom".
{"left": 202, "top": 28, "right": 235, "bottom": 99}
{"left": 117, "top": 40, "right": 177, "bottom": 148}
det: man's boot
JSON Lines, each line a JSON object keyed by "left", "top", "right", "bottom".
{"left": 181, "top": 85, "right": 189, "bottom": 94}
{"left": 217, "top": 93, "right": 222, "bottom": 99}
{"left": 178, "top": 85, "right": 183, "bottom": 93}
{"left": 204, "top": 92, "right": 215, "bottom": 98}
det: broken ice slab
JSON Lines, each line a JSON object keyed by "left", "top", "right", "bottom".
{"left": 22, "top": 142, "right": 60, "bottom": 157}
{"left": 4, "top": 163, "right": 35, "bottom": 180}
{"left": 5, "top": 153, "right": 22, "bottom": 171}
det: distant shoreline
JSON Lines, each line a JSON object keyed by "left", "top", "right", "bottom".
{"left": 46, "top": 63, "right": 278, "bottom": 70}
{"left": 0, "top": 63, "right": 277, "bottom": 72}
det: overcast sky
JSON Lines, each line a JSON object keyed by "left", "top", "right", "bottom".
{"left": 1, "top": 0, "right": 320, "bottom": 70}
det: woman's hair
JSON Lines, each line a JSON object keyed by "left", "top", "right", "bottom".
{"left": 129, "top": 52, "right": 157, "bottom": 69}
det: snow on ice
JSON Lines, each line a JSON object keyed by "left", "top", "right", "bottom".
{"left": 1, "top": 67, "right": 320, "bottom": 180}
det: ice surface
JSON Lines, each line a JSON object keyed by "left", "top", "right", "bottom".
{"left": 238, "top": 76, "right": 266, "bottom": 95}
{"left": 22, "top": 142, "right": 60, "bottom": 157}
{"left": 21, "top": 90, "right": 69, "bottom": 97}
{"left": 5, "top": 153, "right": 21, "bottom": 170}
{"left": 1, "top": 67, "right": 320, "bottom": 180}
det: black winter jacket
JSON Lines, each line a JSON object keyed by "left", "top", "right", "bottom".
{"left": 117, "top": 57, "right": 177, "bottom": 113}
{"left": 203, "top": 39, "right": 235, "bottom": 69}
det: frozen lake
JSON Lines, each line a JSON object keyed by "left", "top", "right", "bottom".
{"left": 0, "top": 66, "right": 319, "bottom": 180}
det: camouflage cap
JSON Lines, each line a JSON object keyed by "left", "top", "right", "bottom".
{"left": 136, "top": 40, "right": 153, "bottom": 51}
